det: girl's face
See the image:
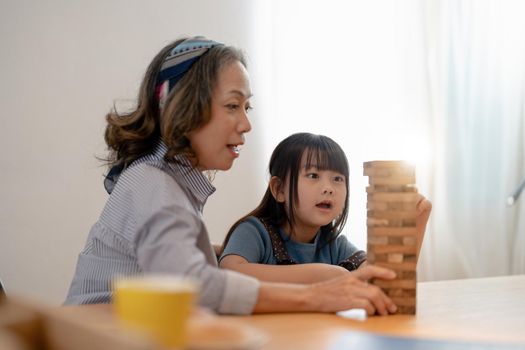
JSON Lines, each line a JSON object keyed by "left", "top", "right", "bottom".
{"left": 283, "top": 154, "right": 347, "bottom": 234}
{"left": 187, "top": 60, "right": 252, "bottom": 171}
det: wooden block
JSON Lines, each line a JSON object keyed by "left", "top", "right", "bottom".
{"left": 396, "top": 271, "right": 417, "bottom": 279}
{"left": 391, "top": 297, "right": 416, "bottom": 307}
{"left": 373, "top": 279, "right": 417, "bottom": 289}
{"left": 367, "top": 210, "right": 417, "bottom": 220}
{"left": 386, "top": 289, "right": 416, "bottom": 298}
{"left": 397, "top": 305, "right": 416, "bottom": 315}
{"left": 368, "top": 175, "right": 416, "bottom": 186}
{"left": 365, "top": 159, "right": 419, "bottom": 315}
{"left": 367, "top": 252, "right": 386, "bottom": 262}
{"left": 367, "top": 236, "right": 388, "bottom": 245}
{"left": 366, "top": 218, "right": 390, "bottom": 227}
{"left": 371, "top": 263, "right": 416, "bottom": 275}
{"left": 367, "top": 235, "right": 415, "bottom": 246}
{"left": 389, "top": 219, "right": 417, "bottom": 227}
{"left": 367, "top": 201, "right": 388, "bottom": 211}
{"left": 367, "top": 218, "right": 416, "bottom": 227}
{"left": 363, "top": 160, "right": 413, "bottom": 169}
{"left": 373, "top": 261, "right": 417, "bottom": 270}
{"left": 403, "top": 236, "right": 417, "bottom": 246}
{"left": 371, "top": 245, "right": 417, "bottom": 255}
{"left": 367, "top": 192, "right": 419, "bottom": 202}
{"left": 387, "top": 237, "right": 405, "bottom": 245}
{"left": 369, "top": 253, "right": 418, "bottom": 265}
{"left": 368, "top": 227, "right": 418, "bottom": 237}
{"left": 368, "top": 253, "right": 417, "bottom": 264}
{"left": 403, "top": 254, "right": 417, "bottom": 262}
{"left": 363, "top": 166, "right": 415, "bottom": 178}
{"left": 387, "top": 253, "right": 404, "bottom": 263}
{"left": 366, "top": 185, "right": 418, "bottom": 193}
{"left": 367, "top": 201, "right": 417, "bottom": 211}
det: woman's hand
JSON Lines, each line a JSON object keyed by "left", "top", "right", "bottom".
{"left": 253, "top": 264, "right": 397, "bottom": 315}
{"left": 306, "top": 265, "right": 397, "bottom": 315}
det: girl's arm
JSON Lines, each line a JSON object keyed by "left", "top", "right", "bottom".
{"left": 220, "top": 254, "right": 348, "bottom": 284}
{"left": 415, "top": 194, "right": 432, "bottom": 260}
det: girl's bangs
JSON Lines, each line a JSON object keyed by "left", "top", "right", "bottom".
{"left": 302, "top": 145, "right": 348, "bottom": 176}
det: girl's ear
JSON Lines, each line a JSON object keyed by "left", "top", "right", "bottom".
{"left": 269, "top": 176, "right": 285, "bottom": 203}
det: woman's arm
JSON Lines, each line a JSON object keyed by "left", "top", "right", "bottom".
{"left": 133, "top": 168, "right": 259, "bottom": 315}
{"left": 253, "top": 264, "right": 398, "bottom": 315}
{"left": 220, "top": 254, "right": 349, "bottom": 284}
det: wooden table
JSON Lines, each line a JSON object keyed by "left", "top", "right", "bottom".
{"left": 224, "top": 275, "right": 525, "bottom": 348}
{"left": 57, "top": 275, "right": 525, "bottom": 349}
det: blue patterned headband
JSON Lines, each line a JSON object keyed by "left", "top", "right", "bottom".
{"left": 156, "top": 36, "right": 223, "bottom": 109}
{"left": 104, "top": 37, "right": 222, "bottom": 194}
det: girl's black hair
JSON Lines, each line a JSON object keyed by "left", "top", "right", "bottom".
{"left": 222, "top": 132, "right": 350, "bottom": 251}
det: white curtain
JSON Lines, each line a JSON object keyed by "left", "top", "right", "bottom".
{"left": 421, "top": 0, "right": 525, "bottom": 279}
{"left": 255, "top": 0, "right": 525, "bottom": 280}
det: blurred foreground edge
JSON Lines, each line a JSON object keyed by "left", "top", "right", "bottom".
{"left": 0, "top": 296, "right": 159, "bottom": 350}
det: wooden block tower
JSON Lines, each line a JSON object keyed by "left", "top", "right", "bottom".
{"left": 364, "top": 160, "right": 418, "bottom": 314}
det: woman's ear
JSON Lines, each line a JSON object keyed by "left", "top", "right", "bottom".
{"left": 269, "top": 176, "right": 285, "bottom": 203}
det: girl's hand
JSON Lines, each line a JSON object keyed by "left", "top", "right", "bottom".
{"left": 415, "top": 194, "right": 432, "bottom": 258}
{"left": 307, "top": 265, "right": 397, "bottom": 316}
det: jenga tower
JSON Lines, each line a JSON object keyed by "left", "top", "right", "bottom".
{"left": 364, "top": 160, "right": 418, "bottom": 314}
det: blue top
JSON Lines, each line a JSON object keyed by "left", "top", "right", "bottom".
{"left": 220, "top": 216, "right": 360, "bottom": 265}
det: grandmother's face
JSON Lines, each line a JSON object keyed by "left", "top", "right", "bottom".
{"left": 187, "top": 60, "right": 252, "bottom": 171}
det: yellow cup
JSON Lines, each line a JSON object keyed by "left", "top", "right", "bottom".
{"left": 113, "top": 275, "right": 199, "bottom": 349}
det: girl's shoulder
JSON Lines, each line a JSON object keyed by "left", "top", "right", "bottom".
{"left": 332, "top": 233, "right": 360, "bottom": 257}
{"left": 318, "top": 230, "right": 349, "bottom": 247}
{"left": 238, "top": 216, "right": 268, "bottom": 234}
{"left": 225, "top": 216, "right": 273, "bottom": 255}
{"left": 233, "top": 216, "right": 276, "bottom": 245}
{"left": 334, "top": 233, "right": 350, "bottom": 244}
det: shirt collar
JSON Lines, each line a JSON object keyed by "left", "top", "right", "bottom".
{"left": 104, "top": 140, "right": 215, "bottom": 207}
{"left": 155, "top": 142, "right": 216, "bottom": 207}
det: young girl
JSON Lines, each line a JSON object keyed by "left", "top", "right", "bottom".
{"left": 220, "top": 133, "right": 431, "bottom": 284}
{"left": 66, "top": 37, "right": 398, "bottom": 316}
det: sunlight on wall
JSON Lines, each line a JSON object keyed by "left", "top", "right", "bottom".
{"left": 253, "top": 0, "right": 432, "bottom": 249}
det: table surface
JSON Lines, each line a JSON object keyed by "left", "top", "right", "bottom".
{"left": 57, "top": 275, "right": 525, "bottom": 349}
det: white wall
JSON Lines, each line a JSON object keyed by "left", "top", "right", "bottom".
{"left": 257, "top": 0, "right": 433, "bottom": 252}
{"left": 0, "top": 0, "right": 267, "bottom": 305}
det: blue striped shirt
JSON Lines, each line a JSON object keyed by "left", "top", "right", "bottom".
{"left": 65, "top": 142, "right": 259, "bottom": 314}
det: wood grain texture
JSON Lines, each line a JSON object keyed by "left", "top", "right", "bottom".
{"left": 53, "top": 275, "right": 525, "bottom": 349}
